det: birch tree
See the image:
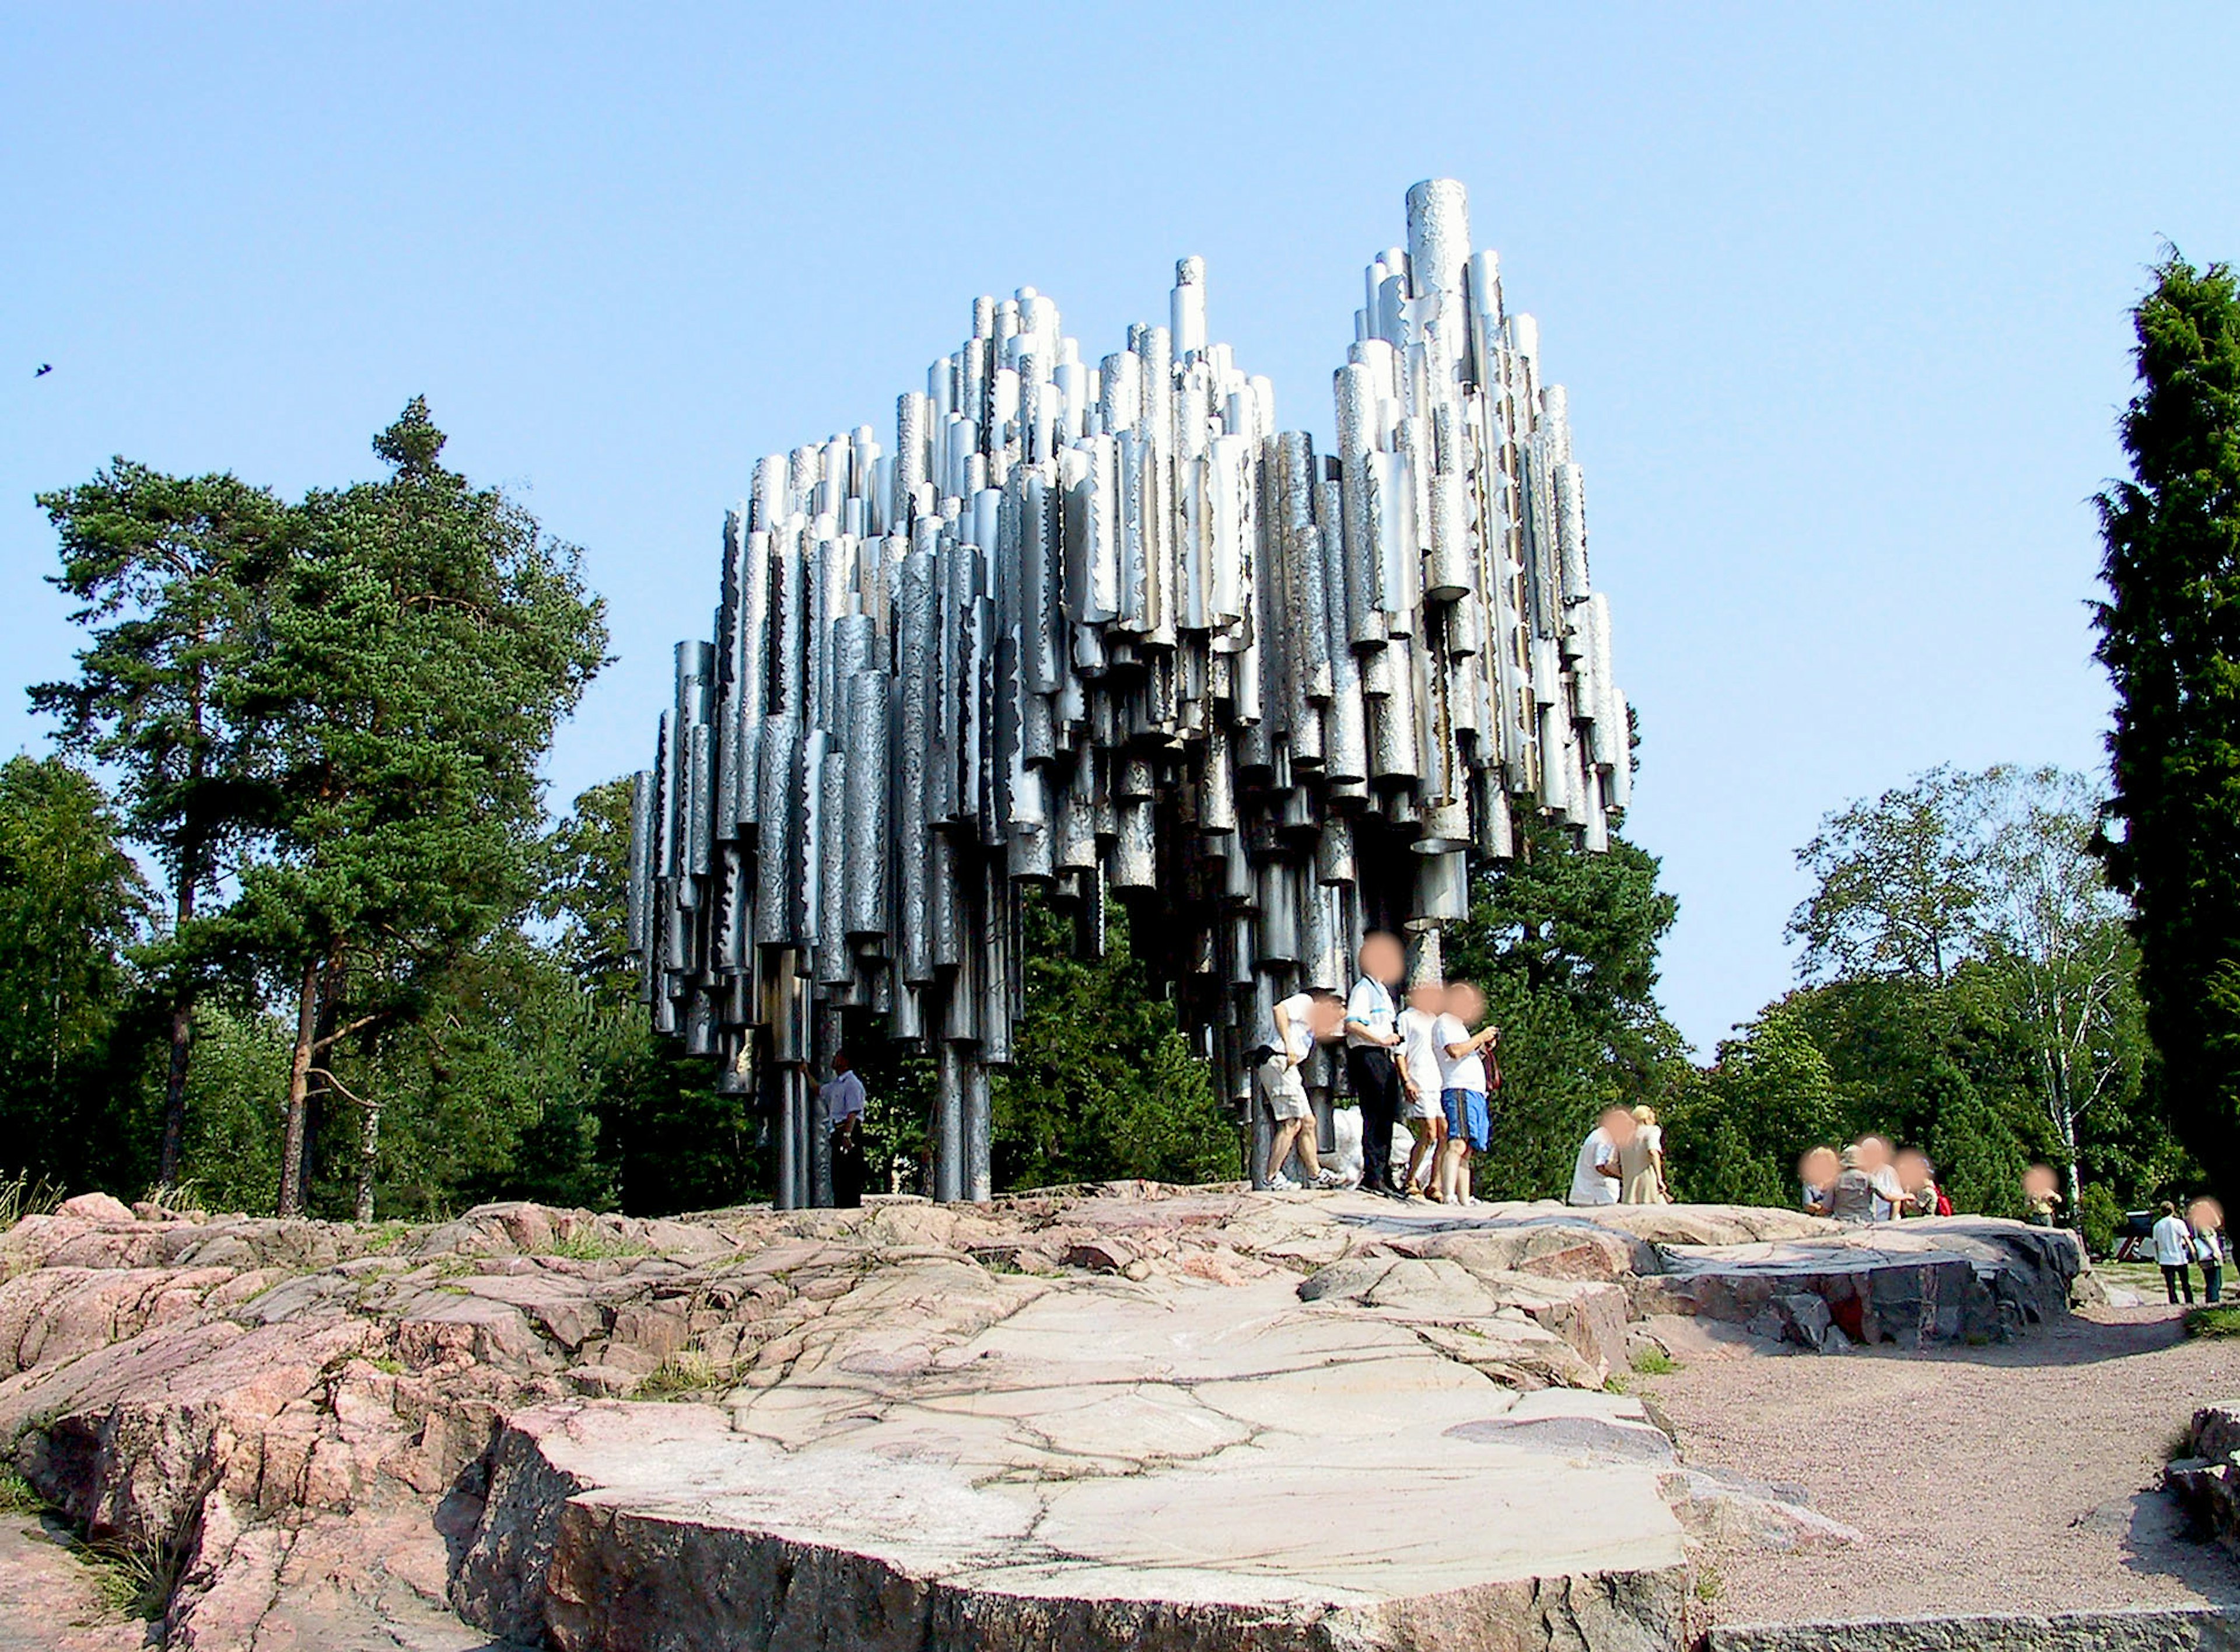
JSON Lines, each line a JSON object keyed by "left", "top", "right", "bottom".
{"left": 1971, "top": 766, "right": 2145, "bottom": 1214}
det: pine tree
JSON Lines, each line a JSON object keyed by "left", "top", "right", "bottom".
{"left": 30, "top": 465, "right": 287, "bottom": 1185}
{"left": 2094, "top": 254, "right": 2240, "bottom": 1205}
{"left": 223, "top": 400, "right": 607, "bottom": 1217}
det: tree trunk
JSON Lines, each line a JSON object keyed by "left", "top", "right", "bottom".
{"left": 355, "top": 1090, "right": 381, "bottom": 1223}
{"left": 298, "top": 949, "right": 342, "bottom": 1208}
{"left": 277, "top": 958, "right": 320, "bottom": 1217}
{"left": 156, "top": 864, "right": 200, "bottom": 1187}
{"left": 156, "top": 987, "right": 194, "bottom": 1189}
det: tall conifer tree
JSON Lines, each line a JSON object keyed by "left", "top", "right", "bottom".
{"left": 2095, "top": 254, "right": 2240, "bottom": 1202}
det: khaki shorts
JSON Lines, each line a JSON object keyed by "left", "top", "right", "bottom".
{"left": 1257, "top": 1055, "right": 1311, "bottom": 1121}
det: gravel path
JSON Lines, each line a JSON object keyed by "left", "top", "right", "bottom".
{"left": 1641, "top": 1299, "right": 2240, "bottom": 1626}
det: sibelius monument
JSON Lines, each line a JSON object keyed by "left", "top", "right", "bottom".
{"left": 625, "top": 179, "right": 1629, "bottom": 1206}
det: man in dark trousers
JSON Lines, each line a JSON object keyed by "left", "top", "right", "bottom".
{"left": 1344, "top": 931, "right": 1408, "bottom": 1199}
{"left": 820, "top": 1050, "right": 867, "bottom": 1209}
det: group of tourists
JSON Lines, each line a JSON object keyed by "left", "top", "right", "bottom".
{"left": 2151, "top": 1198, "right": 2228, "bottom": 1305}
{"left": 1796, "top": 1138, "right": 1950, "bottom": 1223}
{"left": 1258, "top": 931, "right": 1502, "bottom": 1203}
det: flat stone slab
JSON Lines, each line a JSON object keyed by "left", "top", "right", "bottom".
{"left": 454, "top": 1270, "right": 1690, "bottom": 1651}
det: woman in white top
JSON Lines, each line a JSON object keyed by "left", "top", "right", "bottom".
{"left": 1396, "top": 982, "right": 1448, "bottom": 1198}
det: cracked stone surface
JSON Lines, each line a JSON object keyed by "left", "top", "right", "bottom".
{"left": 0, "top": 1186, "right": 2091, "bottom": 1650}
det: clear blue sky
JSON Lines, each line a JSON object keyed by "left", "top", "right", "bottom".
{"left": 4, "top": 4, "right": 2235, "bottom": 1052}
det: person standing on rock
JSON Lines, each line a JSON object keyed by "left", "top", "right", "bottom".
{"left": 1622, "top": 1106, "right": 1667, "bottom": 1204}
{"left": 1260, "top": 990, "right": 1345, "bottom": 1191}
{"left": 2153, "top": 1201, "right": 2196, "bottom": 1304}
{"left": 1566, "top": 1106, "right": 1632, "bottom": 1206}
{"left": 1345, "top": 932, "right": 1408, "bottom": 1200}
{"left": 2022, "top": 1163, "right": 2064, "bottom": 1228}
{"left": 1396, "top": 981, "right": 1448, "bottom": 1199}
{"left": 1434, "top": 981, "right": 1496, "bottom": 1206}
{"left": 815, "top": 1051, "right": 869, "bottom": 1208}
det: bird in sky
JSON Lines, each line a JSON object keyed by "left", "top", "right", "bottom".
{"left": 34, "top": 364, "right": 52, "bottom": 377}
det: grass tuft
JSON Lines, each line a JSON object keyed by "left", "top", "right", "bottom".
{"left": 632, "top": 1350, "right": 734, "bottom": 1400}
{"left": 1630, "top": 1347, "right": 1681, "bottom": 1377}
{"left": 543, "top": 1230, "right": 652, "bottom": 1262}
{"left": 0, "top": 1467, "right": 44, "bottom": 1516}
{"left": 2186, "top": 1305, "right": 2240, "bottom": 1339}
{"left": 76, "top": 1533, "right": 176, "bottom": 1620}
{"left": 0, "top": 1173, "right": 62, "bottom": 1229}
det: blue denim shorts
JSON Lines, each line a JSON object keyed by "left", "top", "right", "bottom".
{"left": 1441, "top": 1088, "right": 1490, "bottom": 1152}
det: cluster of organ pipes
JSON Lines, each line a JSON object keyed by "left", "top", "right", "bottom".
{"left": 625, "top": 179, "right": 1629, "bottom": 1207}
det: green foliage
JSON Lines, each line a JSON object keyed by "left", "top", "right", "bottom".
{"left": 2076, "top": 1181, "right": 2123, "bottom": 1257}
{"left": 988, "top": 892, "right": 1238, "bottom": 1190}
{"left": 215, "top": 398, "right": 609, "bottom": 1216}
{"left": 170, "top": 1002, "right": 292, "bottom": 1213}
{"left": 1707, "top": 765, "right": 2183, "bottom": 1219}
{"left": 2094, "top": 253, "right": 2240, "bottom": 1210}
{"left": 0, "top": 756, "right": 162, "bottom": 1194}
{"left": 1788, "top": 766, "right": 1983, "bottom": 985}
{"left": 32, "top": 463, "right": 292, "bottom": 1180}
{"left": 1443, "top": 815, "right": 1689, "bottom": 1200}
{"left": 1665, "top": 1000, "right": 1843, "bottom": 1206}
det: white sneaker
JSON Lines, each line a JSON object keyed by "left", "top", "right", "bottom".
{"left": 1266, "top": 1172, "right": 1297, "bottom": 1191}
{"left": 1312, "top": 1169, "right": 1344, "bottom": 1189}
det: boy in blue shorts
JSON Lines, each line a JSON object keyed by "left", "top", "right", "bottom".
{"left": 1433, "top": 981, "right": 1497, "bottom": 1205}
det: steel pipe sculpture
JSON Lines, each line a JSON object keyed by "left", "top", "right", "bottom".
{"left": 625, "top": 179, "right": 1629, "bottom": 1206}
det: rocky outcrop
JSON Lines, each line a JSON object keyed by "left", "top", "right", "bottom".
{"left": 0, "top": 1190, "right": 2081, "bottom": 1650}
{"left": 1634, "top": 1218, "right": 2085, "bottom": 1349}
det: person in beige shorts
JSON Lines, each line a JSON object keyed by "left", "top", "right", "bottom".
{"left": 1261, "top": 989, "right": 1344, "bottom": 1189}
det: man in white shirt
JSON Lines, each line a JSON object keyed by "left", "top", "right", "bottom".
{"left": 1345, "top": 932, "right": 1408, "bottom": 1199}
{"left": 817, "top": 1051, "right": 867, "bottom": 1208}
{"left": 1396, "top": 982, "right": 1448, "bottom": 1198}
{"left": 1259, "top": 989, "right": 1343, "bottom": 1190}
{"left": 2154, "top": 1201, "right": 2197, "bottom": 1304}
{"left": 1567, "top": 1107, "right": 1634, "bottom": 1206}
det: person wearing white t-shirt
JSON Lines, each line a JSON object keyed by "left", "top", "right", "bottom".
{"left": 1567, "top": 1107, "right": 1634, "bottom": 1206}
{"left": 1344, "top": 932, "right": 1408, "bottom": 1198}
{"left": 1259, "top": 989, "right": 1343, "bottom": 1190}
{"left": 1433, "top": 980, "right": 1497, "bottom": 1205}
{"left": 2154, "top": 1202, "right": 2197, "bottom": 1304}
{"left": 1396, "top": 982, "right": 1448, "bottom": 1198}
